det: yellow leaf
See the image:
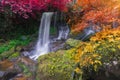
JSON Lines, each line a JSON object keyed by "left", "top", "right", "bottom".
{"left": 74, "top": 67, "right": 83, "bottom": 74}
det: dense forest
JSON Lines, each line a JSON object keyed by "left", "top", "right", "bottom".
{"left": 0, "top": 0, "right": 120, "bottom": 80}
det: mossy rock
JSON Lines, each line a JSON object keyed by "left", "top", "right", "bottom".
{"left": 36, "top": 50, "right": 75, "bottom": 80}
{"left": 66, "top": 38, "right": 81, "bottom": 47}
{"left": 8, "top": 52, "right": 20, "bottom": 59}
{"left": 18, "top": 62, "right": 32, "bottom": 77}
{"left": 0, "top": 46, "right": 22, "bottom": 60}
{"left": 0, "top": 47, "right": 15, "bottom": 60}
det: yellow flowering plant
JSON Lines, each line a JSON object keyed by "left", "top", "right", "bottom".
{"left": 73, "top": 26, "right": 120, "bottom": 80}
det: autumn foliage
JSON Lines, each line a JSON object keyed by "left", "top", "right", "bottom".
{"left": 73, "top": 26, "right": 120, "bottom": 79}
{"left": 68, "top": 0, "right": 120, "bottom": 33}
{"left": 66, "top": 1, "right": 120, "bottom": 79}
{"left": 0, "top": 0, "right": 71, "bottom": 19}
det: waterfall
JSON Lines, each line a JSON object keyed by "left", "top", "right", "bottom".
{"left": 30, "top": 12, "right": 53, "bottom": 60}
{"left": 57, "top": 25, "right": 70, "bottom": 40}
{"left": 25, "top": 12, "right": 70, "bottom": 60}
{"left": 57, "top": 12, "right": 70, "bottom": 40}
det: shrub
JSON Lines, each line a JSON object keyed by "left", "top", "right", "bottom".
{"left": 0, "top": 0, "right": 71, "bottom": 19}
{"left": 73, "top": 26, "right": 120, "bottom": 80}
{"left": 0, "top": 36, "right": 31, "bottom": 54}
{"left": 67, "top": 0, "right": 120, "bottom": 33}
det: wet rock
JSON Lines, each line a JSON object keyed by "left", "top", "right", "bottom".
{"left": 72, "top": 24, "right": 100, "bottom": 41}
{"left": 16, "top": 57, "right": 36, "bottom": 79}
{"left": 21, "top": 41, "right": 36, "bottom": 52}
{"left": 0, "top": 56, "right": 37, "bottom": 80}
{"left": 75, "top": 28, "right": 95, "bottom": 41}
{"left": 21, "top": 51, "right": 30, "bottom": 57}
{"left": 91, "top": 61, "right": 120, "bottom": 80}
{"left": 0, "top": 60, "right": 14, "bottom": 71}
{"left": 95, "top": 69, "right": 120, "bottom": 80}
{"left": 103, "top": 61, "right": 120, "bottom": 80}
{"left": 0, "top": 60, "right": 19, "bottom": 80}
{"left": 50, "top": 41, "right": 65, "bottom": 52}
{"left": 0, "top": 71, "right": 5, "bottom": 77}
{"left": 18, "top": 57, "right": 36, "bottom": 68}
{"left": 1, "top": 72, "right": 18, "bottom": 80}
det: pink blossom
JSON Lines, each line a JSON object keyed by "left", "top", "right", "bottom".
{"left": 0, "top": 0, "right": 72, "bottom": 19}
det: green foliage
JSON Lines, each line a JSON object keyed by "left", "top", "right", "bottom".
{"left": 0, "top": 36, "right": 31, "bottom": 54}
{"left": 18, "top": 62, "right": 32, "bottom": 77}
{"left": 8, "top": 52, "right": 19, "bottom": 59}
{"left": 0, "top": 47, "right": 15, "bottom": 60}
{"left": 0, "top": 11, "right": 39, "bottom": 39}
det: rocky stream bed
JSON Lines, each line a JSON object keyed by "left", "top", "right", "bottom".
{"left": 0, "top": 39, "right": 120, "bottom": 80}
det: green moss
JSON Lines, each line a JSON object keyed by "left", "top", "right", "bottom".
{"left": 0, "top": 47, "right": 15, "bottom": 60}
{"left": 66, "top": 38, "right": 81, "bottom": 47}
{"left": 0, "top": 46, "right": 21, "bottom": 60}
{"left": 18, "top": 62, "right": 32, "bottom": 77}
{"left": 8, "top": 52, "right": 19, "bottom": 59}
{"left": 36, "top": 50, "right": 75, "bottom": 80}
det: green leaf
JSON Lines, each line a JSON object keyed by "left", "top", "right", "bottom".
{"left": 79, "top": 75, "right": 82, "bottom": 80}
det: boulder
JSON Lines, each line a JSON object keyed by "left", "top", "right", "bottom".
{"left": 36, "top": 50, "right": 74, "bottom": 80}
{"left": 66, "top": 38, "right": 81, "bottom": 47}
{"left": 0, "top": 56, "right": 37, "bottom": 80}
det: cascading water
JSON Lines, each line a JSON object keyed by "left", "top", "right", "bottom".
{"left": 57, "top": 25, "right": 70, "bottom": 40}
{"left": 57, "top": 12, "right": 70, "bottom": 40}
{"left": 23, "top": 12, "right": 70, "bottom": 60}
{"left": 30, "top": 12, "right": 53, "bottom": 60}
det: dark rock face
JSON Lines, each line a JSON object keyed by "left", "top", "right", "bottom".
{"left": 49, "top": 40, "right": 65, "bottom": 52}
{"left": 0, "top": 60, "right": 18, "bottom": 80}
{"left": 74, "top": 27, "right": 96, "bottom": 41}
{"left": 91, "top": 61, "right": 120, "bottom": 80}
{"left": 71, "top": 23, "right": 101, "bottom": 41}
